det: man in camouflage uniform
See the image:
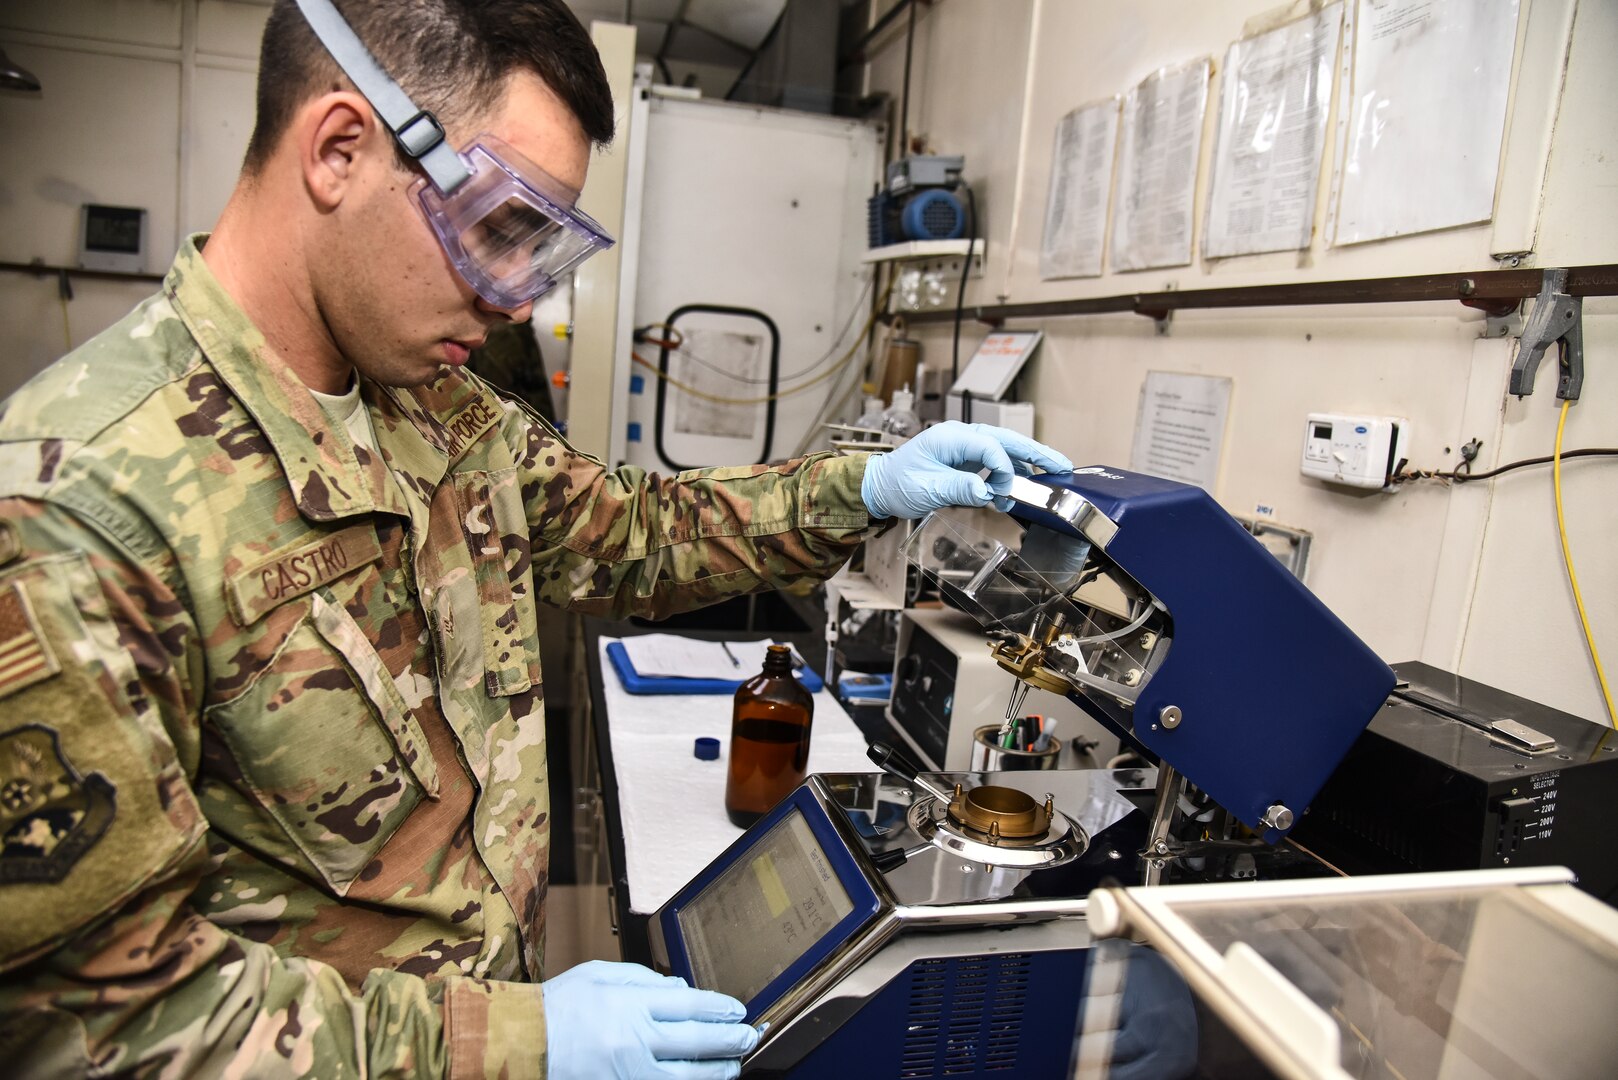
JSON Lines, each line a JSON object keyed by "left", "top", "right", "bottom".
{"left": 0, "top": 1, "right": 1071, "bottom": 1077}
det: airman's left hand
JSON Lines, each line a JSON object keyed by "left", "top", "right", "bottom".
{"left": 860, "top": 421, "right": 1073, "bottom": 519}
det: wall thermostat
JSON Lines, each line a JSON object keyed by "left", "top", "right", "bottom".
{"left": 1300, "top": 413, "right": 1408, "bottom": 490}
{"left": 79, "top": 204, "right": 147, "bottom": 273}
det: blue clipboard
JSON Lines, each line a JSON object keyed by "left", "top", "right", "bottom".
{"left": 606, "top": 640, "right": 824, "bottom": 695}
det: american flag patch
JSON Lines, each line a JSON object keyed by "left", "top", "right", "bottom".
{"left": 0, "top": 581, "right": 59, "bottom": 699}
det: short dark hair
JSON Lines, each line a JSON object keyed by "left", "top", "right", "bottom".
{"left": 244, "top": 0, "right": 615, "bottom": 173}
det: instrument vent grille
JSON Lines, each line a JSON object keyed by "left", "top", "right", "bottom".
{"left": 1316, "top": 804, "right": 1433, "bottom": 871}
{"left": 900, "top": 953, "right": 1033, "bottom": 1076}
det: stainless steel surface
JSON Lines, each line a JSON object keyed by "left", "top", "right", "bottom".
{"left": 907, "top": 797, "right": 1086, "bottom": 868}
{"left": 1005, "top": 474, "right": 1119, "bottom": 549}
{"left": 867, "top": 738, "right": 959, "bottom": 805}
{"left": 817, "top": 769, "right": 1148, "bottom": 907}
{"left": 1159, "top": 704, "right": 1183, "bottom": 730}
{"left": 892, "top": 895, "right": 1093, "bottom": 925}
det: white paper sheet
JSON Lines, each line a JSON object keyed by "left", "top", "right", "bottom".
{"left": 599, "top": 639, "right": 874, "bottom": 913}
{"left": 1332, "top": 0, "right": 1519, "bottom": 246}
{"left": 1111, "top": 59, "right": 1211, "bottom": 272}
{"left": 618, "top": 634, "right": 802, "bottom": 680}
{"left": 1039, "top": 98, "right": 1120, "bottom": 280}
{"left": 1129, "top": 372, "right": 1232, "bottom": 492}
{"left": 1205, "top": 5, "right": 1343, "bottom": 258}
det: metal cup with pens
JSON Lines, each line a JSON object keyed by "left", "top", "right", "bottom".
{"left": 969, "top": 719, "right": 1061, "bottom": 771}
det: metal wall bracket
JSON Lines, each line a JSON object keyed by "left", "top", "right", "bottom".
{"left": 1134, "top": 304, "right": 1173, "bottom": 336}
{"left": 1510, "top": 268, "right": 1584, "bottom": 399}
{"left": 1135, "top": 283, "right": 1176, "bottom": 336}
{"left": 1459, "top": 280, "right": 1521, "bottom": 339}
{"left": 1483, "top": 305, "right": 1523, "bottom": 340}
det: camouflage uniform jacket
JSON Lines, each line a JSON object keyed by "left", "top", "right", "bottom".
{"left": 0, "top": 237, "right": 871, "bottom": 1078}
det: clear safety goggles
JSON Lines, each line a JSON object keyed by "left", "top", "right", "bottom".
{"left": 294, "top": 0, "right": 614, "bottom": 308}
{"left": 414, "top": 135, "right": 614, "bottom": 309}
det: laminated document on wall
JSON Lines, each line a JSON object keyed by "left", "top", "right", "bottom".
{"left": 1039, "top": 98, "right": 1120, "bottom": 280}
{"left": 1331, "top": 0, "right": 1520, "bottom": 246}
{"left": 1129, "top": 371, "right": 1231, "bottom": 493}
{"left": 1204, "top": 5, "right": 1343, "bottom": 258}
{"left": 1111, "top": 59, "right": 1211, "bottom": 272}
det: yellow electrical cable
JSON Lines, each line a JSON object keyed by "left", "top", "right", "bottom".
{"left": 1553, "top": 398, "right": 1617, "bottom": 728}
{"left": 636, "top": 278, "right": 895, "bottom": 406}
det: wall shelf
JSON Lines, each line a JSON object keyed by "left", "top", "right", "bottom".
{"left": 0, "top": 259, "right": 164, "bottom": 285}
{"left": 861, "top": 238, "right": 983, "bottom": 264}
{"left": 904, "top": 263, "right": 1618, "bottom": 325}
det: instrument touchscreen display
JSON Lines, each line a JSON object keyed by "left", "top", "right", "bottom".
{"left": 678, "top": 809, "right": 856, "bottom": 1004}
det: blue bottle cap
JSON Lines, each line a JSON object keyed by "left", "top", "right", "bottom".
{"left": 694, "top": 737, "right": 721, "bottom": 760}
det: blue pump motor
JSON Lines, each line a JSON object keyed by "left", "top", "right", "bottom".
{"left": 900, "top": 188, "right": 965, "bottom": 241}
{"left": 868, "top": 153, "right": 967, "bottom": 247}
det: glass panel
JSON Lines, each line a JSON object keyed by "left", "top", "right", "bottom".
{"left": 1162, "top": 886, "right": 1618, "bottom": 1080}
{"left": 903, "top": 508, "right": 1091, "bottom": 636}
{"left": 903, "top": 508, "right": 1165, "bottom": 703}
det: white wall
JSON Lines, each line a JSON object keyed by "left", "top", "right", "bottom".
{"left": 4, "top": 0, "right": 1612, "bottom": 720}
{"left": 0, "top": 0, "right": 266, "bottom": 398}
{"left": 860, "top": 0, "right": 1617, "bottom": 722}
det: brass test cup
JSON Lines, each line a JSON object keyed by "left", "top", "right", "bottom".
{"left": 946, "top": 781, "right": 1056, "bottom": 839}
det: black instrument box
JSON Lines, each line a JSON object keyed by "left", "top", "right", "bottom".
{"left": 1294, "top": 662, "right": 1618, "bottom": 902}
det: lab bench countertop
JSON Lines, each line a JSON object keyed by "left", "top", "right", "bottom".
{"left": 583, "top": 621, "right": 877, "bottom": 966}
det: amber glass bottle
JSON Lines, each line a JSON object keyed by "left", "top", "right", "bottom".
{"left": 725, "top": 645, "right": 815, "bottom": 827}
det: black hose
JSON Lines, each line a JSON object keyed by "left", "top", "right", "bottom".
{"left": 653, "top": 305, "right": 780, "bottom": 471}
{"left": 951, "top": 183, "right": 977, "bottom": 382}
{"left": 899, "top": 0, "right": 917, "bottom": 156}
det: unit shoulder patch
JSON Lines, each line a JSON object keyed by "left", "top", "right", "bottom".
{"left": 0, "top": 581, "right": 60, "bottom": 700}
{"left": 1, "top": 724, "right": 117, "bottom": 884}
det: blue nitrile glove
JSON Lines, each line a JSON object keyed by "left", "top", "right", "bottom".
{"left": 861, "top": 421, "right": 1073, "bottom": 519}
{"left": 544, "top": 960, "right": 759, "bottom": 1079}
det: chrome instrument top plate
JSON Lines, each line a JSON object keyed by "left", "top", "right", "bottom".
{"left": 906, "top": 794, "right": 1089, "bottom": 868}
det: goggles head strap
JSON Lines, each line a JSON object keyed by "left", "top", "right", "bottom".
{"left": 292, "top": 0, "right": 471, "bottom": 195}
